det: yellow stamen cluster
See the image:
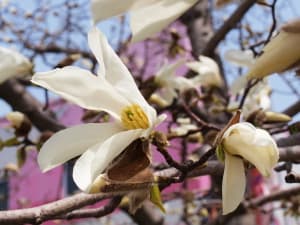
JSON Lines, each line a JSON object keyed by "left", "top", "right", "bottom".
{"left": 121, "top": 104, "right": 150, "bottom": 130}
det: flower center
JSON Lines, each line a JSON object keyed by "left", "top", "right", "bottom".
{"left": 121, "top": 104, "right": 150, "bottom": 130}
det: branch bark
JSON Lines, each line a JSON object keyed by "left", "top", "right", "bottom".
{"left": 0, "top": 79, "right": 64, "bottom": 132}
{"left": 202, "top": 0, "right": 257, "bottom": 56}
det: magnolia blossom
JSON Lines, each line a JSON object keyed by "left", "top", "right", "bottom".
{"left": 247, "top": 18, "right": 300, "bottom": 79}
{"left": 91, "top": 0, "right": 198, "bottom": 42}
{"left": 224, "top": 49, "right": 254, "bottom": 68}
{"left": 150, "top": 59, "right": 195, "bottom": 107}
{"left": 171, "top": 117, "right": 198, "bottom": 136}
{"left": 220, "top": 122, "right": 279, "bottom": 214}
{"left": 0, "top": 46, "right": 33, "bottom": 84}
{"left": 186, "top": 55, "right": 223, "bottom": 88}
{"left": 32, "top": 27, "right": 165, "bottom": 192}
{"left": 228, "top": 79, "right": 271, "bottom": 118}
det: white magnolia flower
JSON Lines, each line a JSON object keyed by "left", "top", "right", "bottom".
{"left": 221, "top": 122, "right": 279, "bottom": 214}
{"left": 32, "top": 27, "right": 165, "bottom": 192}
{"left": 224, "top": 49, "right": 254, "bottom": 68}
{"left": 0, "top": 46, "right": 33, "bottom": 84}
{"left": 186, "top": 55, "right": 223, "bottom": 88}
{"left": 171, "top": 117, "right": 198, "bottom": 136}
{"left": 91, "top": 0, "right": 198, "bottom": 42}
{"left": 247, "top": 18, "right": 300, "bottom": 79}
{"left": 150, "top": 59, "right": 196, "bottom": 107}
{"left": 228, "top": 79, "right": 271, "bottom": 118}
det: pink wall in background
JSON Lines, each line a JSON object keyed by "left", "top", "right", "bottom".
{"left": 7, "top": 100, "right": 83, "bottom": 225}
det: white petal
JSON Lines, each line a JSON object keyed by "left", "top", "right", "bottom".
{"left": 88, "top": 27, "right": 157, "bottom": 126}
{"left": 230, "top": 75, "right": 248, "bottom": 96}
{"left": 0, "top": 46, "right": 32, "bottom": 83}
{"left": 130, "top": 0, "right": 198, "bottom": 42}
{"left": 88, "top": 28, "right": 151, "bottom": 104}
{"left": 223, "top": 123, "right": 279, "bottom": 177}
{"left": 73, "top": 129, "right": 143, "bottom": 192}
{"left": 31, "top": 66, "right": 129, "bottom": 119}
{"left": 38, "top": 123, "right": 123, "bottom": 172}
{"left": 247, "top": 31, "right": 300, "bottom": 79}
{"left": 224, "top": 49, "right": 254, "bottom": 68}
{"left": 222, "top": 153, "right": 246, "bottom": 215}
{"left": 91, "top": 0, "right": 156, "bottom": 24}
{"left": 187, "top": 56, "right": 223, "bottom": 87}
{"left": 156, "top": 58, "right": 186, "bottom": 81}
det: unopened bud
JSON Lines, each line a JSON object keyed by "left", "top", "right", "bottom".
{"left": 4, "top": 163, "right": 19, "bottom": 173}
{"left": 264, "top": 111, "right": 292, "bottom": 123}
{"left": 149, "top": 94, "right": 169, "bottom": 107}
{"left": 6, "top": 111, "right": 31, "bottom": 136}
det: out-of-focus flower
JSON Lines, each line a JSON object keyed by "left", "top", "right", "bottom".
{"left": 150, "top": 59, "right": 195, "bottom": 107}
{"left": 91, "top": 0, "right": 198, "bottom": 42}
{"left": 186, "top": 55, "right": 223, "bottom": 88}
{"left": 220, "top": 122, "right": 279, "bottom": 214}
{"left": 32, "top": 27, "right": 165, "bottom": 193}
{"left": 264, "top": 111, "right": 291, "bottom": 123}
{"left": 224, "top": 49, "right": 254, "bottom": 68}
{"left": 228, "top": 79, "right": 271, "bottom": 119}
{"left": 171, "top": 117, "right": 198, "bottom": 136}
{"left": 0, "top": 0, "right": 10, "bottom": 8}
{"left": 6, "top": 111, "right": 32, "bottom": 137}
{"left": 0, "top": 46, "right": 33, "bottom": 83}
{"left": 247, "top": 18, "right": 300, "bottom": 79}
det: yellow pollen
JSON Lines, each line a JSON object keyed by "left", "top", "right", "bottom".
{"left": 121, "top": 104, "right": 150, "bottom": 130}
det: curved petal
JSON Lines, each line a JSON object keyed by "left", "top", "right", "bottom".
{"left": 88, "top": 28, "right": 150, "bottom": 107}
{"left": 88, "top": 28, "right": 157, "bottom": 126}
{"left": 222, "top": 153, "right": 246, "bottom": 215}
{"left": 224, "top": 49, "right": 254, "bottom": 68}
{"left": 223, "top": 123, "right": 279, "bottom": 177}
{"left": 31, "top": 66, "right": 129, "bottom": 119}
{"left": 73, "top": 129, "right": 143, "bottom": 192}
{"left": 156, "top": 58, "right": 186, "bottom": 81}
{"left": 230, "top": 75, "right": 248, "bottom": 96}
{"left": 0, "top": 46, "right": 32, "bottom": 83}
{"left": 130, "top": 0, "right": 198, "bottom": 43}
{"left": 247, "top": 32, "right": 300, "bottom": 79}
{"left": 91, "top": 0, "right": 156, "bottom": 24}
{"left": 38, "top": 122, "right": 123, "bottom": 172}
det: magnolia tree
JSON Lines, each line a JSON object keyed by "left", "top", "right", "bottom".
{"left": 0, "top": 0, "right": 299, "bottom": 224}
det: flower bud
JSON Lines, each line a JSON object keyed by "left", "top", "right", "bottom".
{"left": 6, "top": 111, "right": 32, "bottom": 136}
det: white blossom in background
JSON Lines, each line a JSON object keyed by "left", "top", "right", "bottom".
{"left": 228, "top": 79, "right": 271, "bottom": 118}
{"left": 224, "top": 49, "right": 255, "bottom": 96}
{"left": 171, "top": 117, "right": 198, "bottom": 136}
{"left": 0, "top": 0, "right": 10, "bottom": 8}
{"left": 0, "top": 46, "right": 33, "bottom": 84}
{"left": 91, "top": 0, "right": 198, "bottom": 42}
{"left": 186, "top": 55, "right": 223, "bottom": 88}
{"left": 247, "top": 18, "right": 300, "bottom": 79}
{"left": 220, "top": 122, "right": 279, "bottom": 214}
{"left": 32, "top": 27, "right": 165, "bottom": 192}
{"left": 224, "top": 49, "right": 254, "bottom": 68}
{"left": 150, "top": 59, "right": 196, "bottom": 107}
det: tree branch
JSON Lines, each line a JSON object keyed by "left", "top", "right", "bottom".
{"left": 202, "top": 0, "right": 257, "bottom": 56}
{"left": 277, "top": 133, "right": 300, "bottom": 148}
{"left": 0, "top": 79, "right": 64, "bottom": 132}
